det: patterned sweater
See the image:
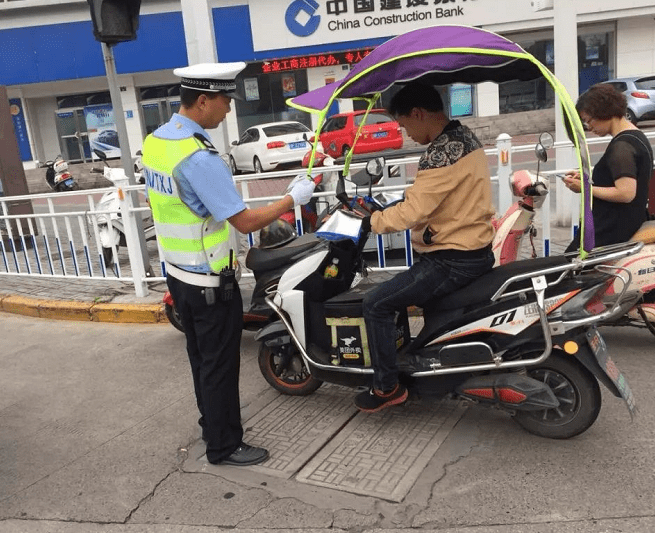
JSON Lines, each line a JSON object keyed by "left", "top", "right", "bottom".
{"left": 370, "top": 120, "right": 494, "bottom": 254}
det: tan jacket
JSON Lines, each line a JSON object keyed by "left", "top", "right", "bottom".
{"left": 370, "top": 147, "right": 494, "bottom": 254}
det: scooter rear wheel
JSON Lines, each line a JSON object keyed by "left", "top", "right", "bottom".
{"left": 512, "top": 351, "right": 601, "bottom": 439}
{"left": 258, "top": 343, "right": 322, "bottom": 396}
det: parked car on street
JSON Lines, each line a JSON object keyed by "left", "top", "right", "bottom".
{"left": 601, "top": 76, "right": 655, "bottom": 124}
{"left": 228, "top": 121, "right": 323, "bottom": 174}
{"left": 318, "top": 109, "right": 403, "bottom": 159}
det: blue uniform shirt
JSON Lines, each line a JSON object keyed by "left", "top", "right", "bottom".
{"left": 148, "top": 113, "right": 246, "bottom": 272}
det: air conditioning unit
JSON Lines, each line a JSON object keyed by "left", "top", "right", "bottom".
{"left": 532, "top": 0, "right": 553, "bottom": 11}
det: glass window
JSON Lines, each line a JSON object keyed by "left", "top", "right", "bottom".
{"left": 499, "top": 38, "right": 555, "bottom": 114}
{"left": 262, "top": 123, "right": 310, "bottom": 137}
{"left": 635, "top": 77, "right": 655, "bottom": 90}
{"left": 499, "top": 30, "right": 613, "bottom": 114}
{"left": 234, "top": 66, "right": 311, "bottom": 134}
{"left": 354, "top": 112, "right": 393, "bottom": 126}
{"left": 57, "top": 92, "right": 110, "bottom": 110}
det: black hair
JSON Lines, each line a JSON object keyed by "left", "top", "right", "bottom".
{"left": 387, "top": 82, "right": 444, "bottom": 117}
{"left": 179, "top": 86, "right": 222, "bottom": 108}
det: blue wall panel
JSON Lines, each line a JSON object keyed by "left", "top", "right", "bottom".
{"left": 0, "top": 12, "right": 187, "bottom": 86}
{"left": 1, "top": 6, "right": 385, "bottom": 87}
{"left": 113, "top": 12, "right": 187, "bottom": 74}
{"left": 213, "top": 5, "right": 254, "bottom": 62}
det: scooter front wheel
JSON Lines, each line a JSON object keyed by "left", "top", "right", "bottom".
{"left": 165, "top": 303, "right": 185, "bottom": 333}
{"left": 258, "top": 343, "right": 322, "bottom": 396}
{"left": 512, "top": 351, "right": 601, "bottom": 439}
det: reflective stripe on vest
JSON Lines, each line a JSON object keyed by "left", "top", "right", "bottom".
{"left": 142, "top": 134, "right": 231, "bottom": 273}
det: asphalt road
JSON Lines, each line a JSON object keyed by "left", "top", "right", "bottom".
{"left": 1, "top": 312, "right": 654, "bottom": 532}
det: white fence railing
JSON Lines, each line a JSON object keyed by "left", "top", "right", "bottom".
{"left": 2, "top": 132, "right": 652, "bottom": 297}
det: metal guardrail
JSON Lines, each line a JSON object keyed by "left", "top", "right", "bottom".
{"left": 1, "top": 133, "right": 653, "bottom": 297}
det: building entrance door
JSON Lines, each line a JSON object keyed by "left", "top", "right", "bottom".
{"left": 140, "top": 99, "right": 181, "bottom": 135}
{"left": 55, "top": 109, "right": 91, "bottom": 163}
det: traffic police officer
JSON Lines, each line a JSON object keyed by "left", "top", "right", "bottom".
{"left": 141, "top": 62, "right": 315, "bottom": 466}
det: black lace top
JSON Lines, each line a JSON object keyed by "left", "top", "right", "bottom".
{"left": 591, "top": 129, "right": 653, "bottom": 247}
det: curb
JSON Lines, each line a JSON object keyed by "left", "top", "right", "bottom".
{"left": 0, "top": 293, "right": 167, "bottom": 324}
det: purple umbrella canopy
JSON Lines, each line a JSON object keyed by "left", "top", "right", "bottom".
{"left": 289, "top": 24, "right": 595, "bottom": 254}
{"left": 290, "top": 25, "right": 543, "bottom": 112}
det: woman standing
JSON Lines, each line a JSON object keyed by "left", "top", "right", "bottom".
{"left": 564, "top": 83, "right": 653, "bottom": 252}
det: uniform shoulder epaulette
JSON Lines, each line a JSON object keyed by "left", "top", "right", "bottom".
{"left": 193, "top": 132, "right": 219, "bottom": 154}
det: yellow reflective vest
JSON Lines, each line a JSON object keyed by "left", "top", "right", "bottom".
{"left": 142, "top": 134, "right": 232, "bottom": 273}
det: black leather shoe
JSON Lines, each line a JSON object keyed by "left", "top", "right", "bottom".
{"left": 219, "top": 443, "right": 269, "bottom": 466}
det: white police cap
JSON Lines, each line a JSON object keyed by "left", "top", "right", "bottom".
{"left": 174, "top": 62, "right": 246, "bottom": 99}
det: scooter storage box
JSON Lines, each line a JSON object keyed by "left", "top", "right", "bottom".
{"left": 323, "top": 281, "right": 411, "bottom": 367}
{"left": 296, "top": 239, "right": 358, "bottom": 302}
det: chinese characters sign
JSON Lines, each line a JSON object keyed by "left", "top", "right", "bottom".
{"left": 251, "top": 0, "right": 540, "bottom": 52}
{"left": 9, "top": 99, "right": 32, "bottom": 162}
{"left": 254, "top": 48, "right": 374, "bottom": 75}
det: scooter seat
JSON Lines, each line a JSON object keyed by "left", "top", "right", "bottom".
{"left": 630, "top": 220, "right": 655, "bottom": 245}
{"left": 429, "top": 255, "right": 571, "bottom": 312}
{"left": 246, "top": 233, "right": 325, "bottom": 272}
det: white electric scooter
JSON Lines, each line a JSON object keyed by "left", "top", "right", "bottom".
{"left": 89, "top": 149, "right": 156, "bottom": 266}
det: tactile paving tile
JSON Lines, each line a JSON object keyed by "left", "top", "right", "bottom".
{"left": 295, "top": 398, "right": 467, "bottom": 502}
{"left": 245, "top": 384, "right": 359, "bottom": 479}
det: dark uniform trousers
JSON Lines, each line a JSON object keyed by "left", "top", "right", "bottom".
{"left": 166, "top": 274, "right": 244, "bottom": 464}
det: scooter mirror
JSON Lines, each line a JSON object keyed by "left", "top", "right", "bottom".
{"left": 535, "top": 144, "right": 548, "bottom": 163}
{"left": 539, "top": 131, "right": 554, "bottom": 150}
{"left": 366, "top": 157, "right": 385, "bottom": 181}
{"left": 335, "top": 171, "right": 350, "bottom": 208}
{"left": 93, "top": 149, "right": 107, "bottom": 161}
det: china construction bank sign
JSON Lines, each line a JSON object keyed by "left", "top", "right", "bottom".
{"left": 249, "top": 0, "right": 539, "bottom": 52}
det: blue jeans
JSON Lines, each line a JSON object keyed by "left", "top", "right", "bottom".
{"left": 362, "top": 248, "right": 494, "bottom": 391}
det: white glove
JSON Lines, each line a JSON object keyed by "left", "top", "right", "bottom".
{"left": 288, "top": 177, "right": 316, "bottom": 207}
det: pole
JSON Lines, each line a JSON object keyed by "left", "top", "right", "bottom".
{"left": 101, "top": 42, "right": 151, "bottom": 295}
{"left": 553, "top": 0, "right": 579, "bottom": 228}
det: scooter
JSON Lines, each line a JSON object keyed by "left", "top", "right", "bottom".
{"left": 43, "top": 155, "right": 80, "bottom": 192}
{"left": 492, "top": 135, "right": 655, "bottom": 337}
{"left": 89, "top": 149, "right": 157, "bottom": 266}
{"left": 491, "top": 133, "right": 552, "bottom": 266}
{"left": 251, "top": 160, "right": 641, "bottom": 439}
{"left": 601, "top": 221, "right": 655, "bottom": 336}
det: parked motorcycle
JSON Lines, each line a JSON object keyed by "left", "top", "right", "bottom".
{"left": 252, "top": 159, "right": 640, "bottom": 439}
{"left": 43, "top": 155, "right": 80, "bottom": 192}
{"left": 89, "top": 149, "right": 157, "bottom": 266}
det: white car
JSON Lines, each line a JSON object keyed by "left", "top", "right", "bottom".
{"left": 228, "top": 121, "right": 323, "bottom": 174}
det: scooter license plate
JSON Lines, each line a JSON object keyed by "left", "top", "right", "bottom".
{"left": 586, "top": 327, "right": 637, "bottom": 417}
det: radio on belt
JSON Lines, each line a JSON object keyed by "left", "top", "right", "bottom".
{"left": 219, "top": 249, "right": 236, "bottom": 301}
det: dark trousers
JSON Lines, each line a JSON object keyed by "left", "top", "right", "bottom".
{"left": 167, "top": 275, "right": 244, "bottom": 464}
{"left": 362, "top": 248, "right": 494, "bottom": 392}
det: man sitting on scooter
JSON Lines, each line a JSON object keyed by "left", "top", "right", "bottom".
{"left": 356, "top": 82, "right": 495, "bottom": 412}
